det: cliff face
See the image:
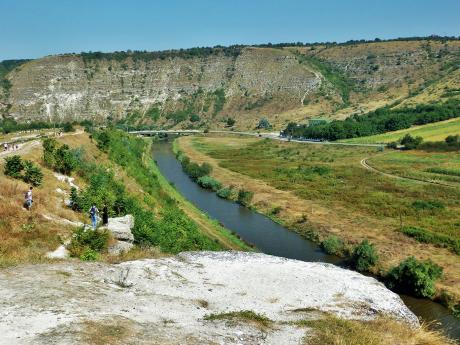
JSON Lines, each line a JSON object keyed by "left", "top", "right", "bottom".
{"left": 1, "top": 40, "right": 460, "bottom": 129}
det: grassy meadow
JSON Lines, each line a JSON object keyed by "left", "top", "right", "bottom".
{"left": 340, "top": 117, "right": 460, "bottom": 144}
{"left": 177, "top": 135, "right": 460, "bottom": 300}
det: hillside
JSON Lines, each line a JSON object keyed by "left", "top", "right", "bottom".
{"left": 1, "top": 39, "right": 459, "bottom": 130}
{"left": 341, "top": 117, "right": 460, "bottom": 144}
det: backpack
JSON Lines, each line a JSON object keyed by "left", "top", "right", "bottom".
{"left": 90, "top": 206, "right": 96, "bottom": 216}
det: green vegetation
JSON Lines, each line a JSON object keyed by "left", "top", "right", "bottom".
{"left": 342, "top": 118, "right": 460, "bottom": 144}
{"left": 386, "top": 256, "right": 443, "bottom": 298}
{"left": 0, "top": 59, "right": 30, "bottom": 97}
{"left": 283, "top": 98, "right": 460, "bottom": 141}
{"left": 298, "top": 54, "right": 354, "bottom": 104}
{"left": 4, "top": 155, "right": 43, "bottom": 186}
{"left": 350, "top": 240, "right": 379, "bottom": 272}
{"left": 80, "top": 46, "right": 243, "bottom": 63}
{"left": 68, "top": 227, "right": 110, "bottom": 261}
{"left": 216, "top": 186, "right": 233, "bottom": 199}
{"left": 401, "top": 226, "right": 460, "bottom": 255}
{"left": 412, "top": 200, "right": 445, "bottom": 211}
{"left": 212, "top": 88, "right": 226, "bottom": 115}
{"left": 225, "top": 117, "right": 235, "bottom": 127}
{"left": 321, "top": 236, "right": 344, "bottom": 256}
{"left": 42, "top": 138, "right": 79, "bottom": 175}
{"left": 197, "top": 175, "right": 222, "bottom": 191}
{"left": 237, "top": 189, "right": 254, "bottom": 206}
{"left": 400, "top": 134, "right": 423, "bottom": 150}
{"left": 256, "top": 117, "right": 272, "bottom": 130}
{"left": 62, "top": 122, "right": 75, "bottom": 132}
{"left": 426, "top": 167, "right": 460, "bottom": 177}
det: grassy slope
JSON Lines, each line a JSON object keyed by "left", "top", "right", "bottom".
{"left": 176, "top": 135, "right": 460, "bottom": 301}
{"left": 341, "top": 118, "right": 460, "bottom": 144}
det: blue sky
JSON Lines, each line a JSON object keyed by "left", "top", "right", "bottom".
{"left": 1, "top": 0, "right": 459, "bottom": 60}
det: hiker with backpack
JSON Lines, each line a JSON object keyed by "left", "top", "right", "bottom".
{"left": 89, "top": 204, "right": 99, "bottom": 230}
{"left": 24, "top": 187, "right": 33, "bottom": 210}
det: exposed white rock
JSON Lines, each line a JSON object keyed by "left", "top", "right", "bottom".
{"left": 45, "top": 245, "right": 69, "bottom": 259}
{"left": 53, "top": 173, "right": 79, "bottom": 190}
{"left": 100, "top": 214, "right": 135, "bottom": 242}
{"left": 0, "top": 251, "right": 418, "bottom": 345}
{"left": 108, "top": 240, "right": 134, "bottom": 255}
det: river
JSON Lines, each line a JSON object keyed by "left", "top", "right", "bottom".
{"left": 152, "top": 139, "right": 460, "bottom": 341}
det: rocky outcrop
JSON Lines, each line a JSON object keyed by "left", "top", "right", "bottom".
{"left": 0, "top": 251, "right": 418, "bottom": 344}
{"left": 100, "top": 214, "right": 135, "bottom": 255}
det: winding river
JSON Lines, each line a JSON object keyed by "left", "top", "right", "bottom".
{"left": 152, "top": 140, "right": 460, "bottom": 341}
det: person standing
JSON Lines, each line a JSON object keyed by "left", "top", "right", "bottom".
{"left": 102, "top": 204, "right": 109, "bottom": 225}
{"left": 25, "top": 187, "right": 33, "bottom": 210}
{"left": 89, "top": 204, "right": 99, "bottom": 230}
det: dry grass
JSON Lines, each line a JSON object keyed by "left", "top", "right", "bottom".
{"left": 301, "top": 315, "right": 456, "bottom": 345}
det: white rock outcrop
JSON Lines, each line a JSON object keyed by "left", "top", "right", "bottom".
{"left": 0, "top": 251, "right": 418, "bottom": 345}
{"left": 100, "top": 214, "right": 135, "bottom": 243}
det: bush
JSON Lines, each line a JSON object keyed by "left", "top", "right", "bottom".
{"left": 237, "top": 189, "right": 254, "bottom": 206}
{"left": 80, "top": 248, "right": 99, "bottom": 261}
{"left": 22, "top": 160, "right": 43, "bottom": 187}
{"left": 4, "top": 155, "right": 24, "bottom": 178}
{"left": 256, "top": 117, "right": 272, "bottom": 130}
{"left": 216, "top": 187, "right": 233, "bottom": 199}
{"left": 401, "top": 134, "right": 423, "bottom": 150}
{"left": 62, "top": 122, "right": 75, "bottom": 132}
{"left": 197, "top": 175, "right": 222, "bottom": 191}
{"left": 386, "top": 256, "right": 443, "bottom": 298}
{"left": 54, "top": 144, "right": 78, "bottom": 175}
{"left": 387, "top": 141, "right": 398, "bottom": 149}
{"left": 68, "top": 227, "right": 110, "bottom": 259}
{"left": 445, "top": 135, "right": 459, "bottom": 145}
{"left": 226, "top": 118, "right": 236, "bottom": 127}
{"left": 412, "top": 200, "right": 445, "bottom": 211}
{"left": 42, "top": 137, "right": 58, "bottom": 167}
{"left": 321, "top": 236, "right": 344, "bottom": 255}
{"left": 190, "top": 114, "right": 200, "bottom": 122}
{"left": 70, "top": 187, "right": 82, "bottom": 211}
{"left": 350, "top": 240, "right": 379, "bottom": 272}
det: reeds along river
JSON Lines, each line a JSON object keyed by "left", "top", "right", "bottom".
{"left": 152, "top": 139, "right": 460, "bottom": 341}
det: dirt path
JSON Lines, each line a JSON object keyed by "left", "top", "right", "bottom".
{"left": 360, "top": 157, "right": 458, "bottom": 188}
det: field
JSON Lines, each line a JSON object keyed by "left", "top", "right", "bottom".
{"left": 340, "top": 118, "right": 460, "bottom": 144}
{"left": 177, "top": 135, "right": 460, "bottom": 299}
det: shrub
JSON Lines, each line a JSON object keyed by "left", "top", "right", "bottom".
{"left": 237, "top": 189, "right": 254, "bottom": 206}
{"left": 226, "top": 117, "right": 236, "bottom": 127}
{"left": 54, "top": 144, "right": 78, "bottom": 175}
{"left": 68, "top": 227, "right": 110, "bottom": 259}
{"left": 386, "top": 256, "right": 443, "bottom": 298}
{"left": 70, "top": 187, "right": 82, "bottom": 211}
{"left": 411, "top": 200, "right": 445, "bottom": 211}
{"left": 22, "top": 161, "right": 43, "bottom": 187}
{"left": 401, "top": 134, "right": 423, "bottom": 150}
{"left": 350, "top": 240, "right": 379, "bottom": 272}
{"left": 216, "top": 187, "right": 233, "bottom": 199}
{"left": 321, "top": 236, "right": 344, "bottom": 255}
{"left": 4, "top": 155, "right": 24, "bottom": 178}
{"left": 190, "top": 114, "right": 201, "bottom": 122}
{"left": 256, "top": 117, "right": 272, "bottom": 130}
{"left": 387, "top": 141, "right": 398, "bottom": 149}
{"left": 79, "top": 248, "right": 99, "bottom": 261}
{"left": 95, "top": 131, "right": 110, "bottom": 151}
{"left": 197, "top": 175, "right": 222, "bottom": 191}
{"left": 62, "top": 122, "right": 75, "bottom": 132}
{"left": 42, "top": 137, "right": 58, "bottom": 167}
{"left": 445, "top": 134, "right": 459, "bottom": 145}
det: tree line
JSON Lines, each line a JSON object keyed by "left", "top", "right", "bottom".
{"left": 282, "top": 99, "right": 460, "bottom": 141}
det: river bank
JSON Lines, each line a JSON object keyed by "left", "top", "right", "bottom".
{"left": 160, "top": 137, "right": 460, "bottom": 337}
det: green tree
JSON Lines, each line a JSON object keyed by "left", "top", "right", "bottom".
{"left": 23, "top": 160, "right": 43, "bottom": 187}
{"left": 62, "top": 122, "right": 75, "bottom": 132}
{"left": 256, "top": 117, "right": 272, "bottom": 130}
{"left": 445, "top": 135, "right": 459, "bottom": 145}
{"left": 4, "top": 155, "right": 24, "bottom": 178}
{"left": 350, "top": 240, "right": 379, "bottom": 272}
{"left": 226, "top": 118, "right": 236, "bottom": 127}
{"left": 386, "top": 256, "right": 443, "bottom": 298}
{"left": 42, "top": 137, "right": 57, "bottom": 167}
{"left": 401, "top": 134, "right": 423, "bottom": 150}
{"left": 54, "top": 144, "right": 78, "bottom": 175}
{"left": 237, "top": 189, "right": 254, "bottom": 206}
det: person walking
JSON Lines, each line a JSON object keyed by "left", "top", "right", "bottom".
{"left": 89, "top": 204, "right": 99, "bottom": 230}
{"left": 24, "top": 187, "right": 33, "bottom": 210}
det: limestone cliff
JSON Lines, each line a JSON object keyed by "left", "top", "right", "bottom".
{"left": 1, "top": 40, "right": 460, "bottom": 129}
